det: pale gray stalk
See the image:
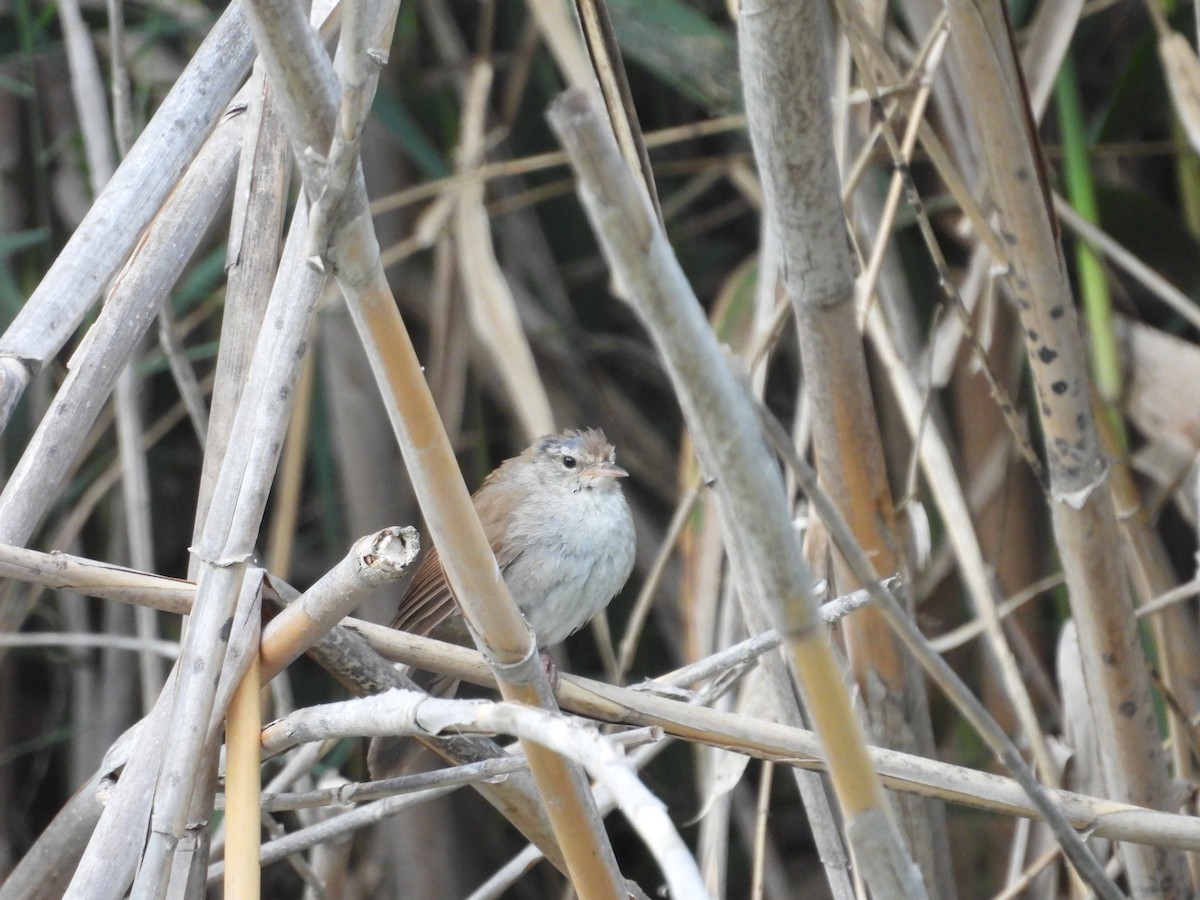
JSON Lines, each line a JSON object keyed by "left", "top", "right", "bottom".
{"left": 0, "top": 537, "right": 872, "bottom": 642}
{"left": 207, "top": 135, "right": 299, "bottom": 889}
{"left": 747, "top": 767, "right": 779, "bottom": 900}
{"left": 238, "top": 0, "right": 626, "bottom": 891}
{"left": 247, "top": 732, "right": 661, "bottom": 813}
{"left": 0, "top": 108, "right": 243, "bottom": 555}
{"left": 212, "top": 785, "right": 455, "bottom": 876}
{"left": 454, "top": 61, "right": 556, "bottom": 440}
{"left": 756, "top": 413, "right": 1123, "bottom": 900}
{"left": 1021, "top": 0, "right": 1086, "bottom": 116}
{"left": 114, "top": 364, "right": 172, "bottom": 726}
{"left": 282, "top": 593, "right": 575, "bottom": 877}
{"left": 63, "top": 576, "right": 261, "bottom": 899}
{"left": 547, "top": 90, "right": 925, "bottom": 900}
{"left": 57, "top": 579, "right": 111, "bottom": 784}
{"left": 470, "top": 688, "right": 752, "bottom": 899}
{"left": 8, "top": 546, "right": 563, "bottom": 894}
{"left": 261, "top": 740, "right": 325, "bottom": 801}
{"left": 155, "top": 303, "right": 209, "bottom": 443}
{"left": 864, "top": 294, "right": 1055, "bottom": 774}
{"left": 57, "top": 0, "right": 116, "bottom": 184}
{"left": 130, "top": 199, "right": 327, "bottom": 898}
{"left": 569, "top": 675, "right": 1200, "bottom": 852}
{"left": 25, "top": 375, "right": 213, "bottom": 588}
{"left": 58, "top": 0, "right": 165, "bottom": 721}
{"left": 116, "top": 341, "right": 165, "bottom": 709}
{"left": 0, "top": 543, "right": 194, "bottom": 613}
{"left": 190, "top": 67, "right": 291, "bottom": 579}
{"left": 737, "top": 2, "right": 949, "bottom": 894}
{"left": 0, "top": 633, "right": 178, "bottom": 657}
{"left": 105, "top": 0, "right": 133, "bottom": 154}
{"left": 259, "top": 526, "right": 419, "bottom": 680}
{"left": 256, "top": 754, "right": 558, "bottom": 812}
{"left": 270, "top": 576, "right": 597, "bottom": 882}
{"left": 1137, "top": 577, "right": 1200, "bottom": 619}
{"left": 713, "top": 177, "right": 848, "bottom": 900}
{"left": 15, "top": 534, "right": 1196, "bottom": 894}
{"left": 116, "top": 361, "right": 165, "bottom": 711}
{"left": 522, "top": 0, "right": 598, "bottom": 97}
{"left": 920, "top": 1, "right": 1084, "bottom": 387}
{"left": 18, "top": 542, "right": 576, "bottom": 883}
{"left": 895, "top": 0, "right": 979, "bottom": 184}
{"left": 944, "top": 3, "right": 1186, "bottom": 896}
{"left": 305, "top": 0, "right": 376, "bottom": 263}
{"left": 931, "top": 575, "right": 1063, "bottom": 652}
{"left": 0, "top": 1, "right": 255, "bottom": 429}
{"left": 465, "top": 846, "right": 548, "bottom": 900}
{"left": 839, "top": 6, "right": 1058, "bottom": 788}
{"left": 351, "top": 623, "right": 1200, "bottom": 856}
{"left": 350, "top": 588, "right": 877, "bottom": 704}
{"left": 262, "top": 692, "right": 708, "bottom": 898}
{"left": 303, "top": 795, "right": 353, "bottom": 900}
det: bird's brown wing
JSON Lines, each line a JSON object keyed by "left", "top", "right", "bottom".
{"left": 388, "top": 513, "right": 525, "bottom": 638}
{"left": 388, "top": 543, "right": 457, "bottom": 635}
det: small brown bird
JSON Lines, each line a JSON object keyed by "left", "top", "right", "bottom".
{"left": 370, "top": 429, "right": 635, "bottom": 778}
{"left": 388, "top": 427, "right": 636, "bottom": 650}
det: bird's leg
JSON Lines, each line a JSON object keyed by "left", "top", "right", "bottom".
{"left": 539, "top": 650, "right": 560, "bottom": 693}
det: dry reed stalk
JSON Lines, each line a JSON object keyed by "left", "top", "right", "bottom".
{"left": 0, "top": 2, "right": 255, "bottom": 429}
{"left": 262, "top": 694, "right": 706, "bottom": 895}
{"left": 2, "top": 535, "right": 583, "bottom": 883}
{"left": 0, "top": 106, "right": 243, "bottom": 595}
{"left": 258, "top": 527, "right": 419, "bottom": 682}
{"left": 14, "top": 0, "right": 1200, "bottom": 893}
{"left": 1099, "top": 413, "right": 1200, "bottom": 843}
{"left": 944, "top": 3, "right": 1188, "bottom": 896}
{"left": 266, "top": 579, "right": 575, "bottom": 877}
{"left": 738, "top": 0, "right": 948, "bottom": 893}
{"left": 549, "top": 89, "right": 926, "bottom": 899}
{"left": 222, "top": 602, "right": 263, "bottom": 900}
{"left": 353, "top": 621, "right": 1200, "bottom": 861}
{"left": 237, "top": 0, "right": 633, "bottom": 892}
{"left": 59, "top": 0, "right": 166, "bottom": 751}
{"left": 837, "top": 12, "right": 1058, "bottom": 790}
{"left": 453, "top": 61, "right": 555, "bottom": 440}
{"left": 191, "top": 67, "right": 291, "bottom": 578}
{"left": 130, "top": 193, "right": 327, "bottom": 895}
{"left": 62, "top": 573, "right": 261, "bottom": 898}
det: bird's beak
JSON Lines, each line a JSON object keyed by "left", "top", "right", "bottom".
{"left": 583, "top": 460, "right": 628, "bottom": 479}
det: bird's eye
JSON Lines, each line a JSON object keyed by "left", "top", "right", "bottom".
{"left": 562, "top": 455, "right": 577, "bottom": 469}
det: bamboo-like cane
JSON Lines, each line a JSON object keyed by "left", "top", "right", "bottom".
{"left": 736, "top": 2, "right": 951, "bottom": 893}
{"left": 237, "top": 0, "right": 628, "bottom": 894}
{"left": 0, "top": 2, "right": 255, "bottom": 430}
{"left": 0, "top": 107, "right": 244, "bottom": 619}
{"left": 943, "top": 3, "right": 1187, "bottom": 897}
{"left": 128, "top": 197, "right": 328, "bottom": 899}
{"left": 548, "top": 89, "right": 927, "bottom": 900}
{"left": 222, "top": 606, "right": 263, "bottom": 900}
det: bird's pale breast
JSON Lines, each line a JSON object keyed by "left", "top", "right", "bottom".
{"left": 503, "top": 480, "right": 635, "bottom": 647}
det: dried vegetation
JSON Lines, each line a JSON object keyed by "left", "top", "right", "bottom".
{"left": 4, "top": 0, "right": 1200, "bottom": 897}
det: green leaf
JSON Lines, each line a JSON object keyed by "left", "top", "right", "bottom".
{"left": 608, "top": 0, "right": 741, "bottom": 113}
{"left": 0, "top": 227, "right": 49, "bottom": 258}
{"left": 173, "top": 245, "right": 227, "bottom": 316}
{"left": 371, "top": 87, "right": 450, "bottom": 179}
